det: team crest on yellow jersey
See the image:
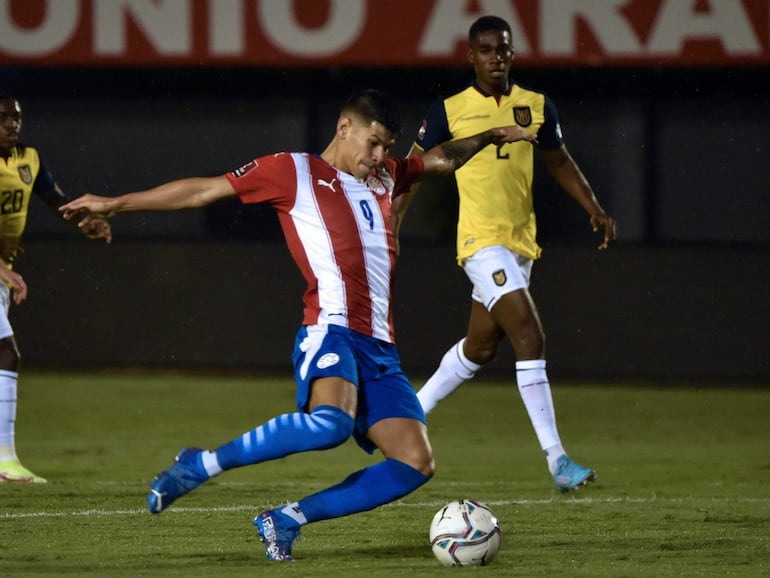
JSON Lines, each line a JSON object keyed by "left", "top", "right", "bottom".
{"left": 492, "top": 269, "right": 507, "bottom": 286}
{"left": 17, "top": 165, "right": 33, "bottom": 185}
{"left": 513, "top": 107, "right": 532, "bottom": 127}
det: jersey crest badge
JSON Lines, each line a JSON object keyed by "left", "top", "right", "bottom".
{"left": 513, "top": 106, "right": 532, "bottom": 127}
{"left": 492, "top": 269, "right": 507, "bottom": 286}
{"left": 17, "top": 165, "right": 32, "bottom": 185}
{"left": 365, "top": 174, "right": 387, "bottom": 196}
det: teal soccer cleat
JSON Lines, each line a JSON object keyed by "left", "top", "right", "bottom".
{"left": 254, "top": 509, "right": 302, "bottom": 561}
{"left": 553, "top": 455, "right": 596, "bottom": 493}
{"left": 147, "top": 448, "right": 209, "bottom": 513}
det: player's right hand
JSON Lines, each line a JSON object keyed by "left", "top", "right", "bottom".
{"left": 0, "top": 266, "right": 27, "bottom": 304}
{"left": 590, "top": 212, "right": 617, "bottom": 250}
{"left": 60, "top": 194, "right": 116, "bottom": 221}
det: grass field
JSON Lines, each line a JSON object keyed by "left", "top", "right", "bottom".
{"left": 1, "top": 372, "right": 768, "bottom": 577}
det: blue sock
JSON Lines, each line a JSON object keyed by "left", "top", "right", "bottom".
{"left": 214, "top": 405, "right": 354, "bottom": 470}
{"left": 297, "top": 458, "right": 429, "bottom": 523}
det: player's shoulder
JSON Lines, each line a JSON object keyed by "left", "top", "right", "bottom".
{"left": 12, "top": 143, "right": 40, "bottom": 163}
{"left": 442, "top": 83, "right": 477, "bottom": 105}
{"left": 511, "top": 80, "right": 554, "bottom": 106}
{"left": 511, "top": 79, "right": 548, "bottom": 96}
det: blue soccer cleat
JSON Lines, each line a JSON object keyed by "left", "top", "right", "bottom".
{"left": 254, "top": 509, "right": 302, "bottom": 561}
{"left": 553, "top": 455, "right": 596, "bottom": 493}
{"left": 147, "top": 448, "right": 209, "bottom": 514}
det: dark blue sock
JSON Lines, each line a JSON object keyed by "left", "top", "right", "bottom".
{"left": 297, "top": 458, "right": 429, "bottom": 522}
{"left": 214, "top": 405, "right": 353, "bottom": 470}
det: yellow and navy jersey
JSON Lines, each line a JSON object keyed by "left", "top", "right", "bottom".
{"left": 0, "top": 144, "right": 55, "bottom": 265}
{"left": 414, "top": 81, "right": 563, "bottom": 263}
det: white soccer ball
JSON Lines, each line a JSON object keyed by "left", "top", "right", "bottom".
{"left": 429, "top": 499, "right": 503, "bottom": 566}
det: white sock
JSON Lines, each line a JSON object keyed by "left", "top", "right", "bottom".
{"left": 515, "top": 360, "right": 564, "bottom": 473}
{"left": 0, "top": 370, "right": 18, "bottom": 461}
{"left": 417, "top": 339, "right": 481, "bottom": 414}
{"left": 280, "top": 502, "right": 308, "bottom": 525}
{"left": 200, "top": 450, "right": 222, "bottom": 477}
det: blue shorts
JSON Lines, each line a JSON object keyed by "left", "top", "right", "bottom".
{"left": 292, "top": 324, "right": 426, "bottom": 453}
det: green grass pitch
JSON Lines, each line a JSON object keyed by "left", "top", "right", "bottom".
{"left": 2, "top": 372, "right": 768, "bottom": 577}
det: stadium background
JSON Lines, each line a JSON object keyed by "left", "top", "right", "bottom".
{"left": 1, "top": 0, "right": 768, "bottom": 381}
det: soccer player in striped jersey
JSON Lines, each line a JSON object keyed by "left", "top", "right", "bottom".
{"left": 60, "top": 89, "right": 535, "bottom": 561}
{"left": 393, "top": 16, "right": 617, "bottom": 493}
{"left": 0, "top": 92, "right": 112, "bottom": 483}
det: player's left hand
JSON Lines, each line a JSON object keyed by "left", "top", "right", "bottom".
{"left": 590, "top": 213, "right": 617, "bottom": 250}
{"left": 78, "top": 215, "right": 112, "bottom": 244}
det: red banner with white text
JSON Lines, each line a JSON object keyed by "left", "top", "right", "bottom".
{"left": 1, "top": 0, "right": 768, "bottom": 67}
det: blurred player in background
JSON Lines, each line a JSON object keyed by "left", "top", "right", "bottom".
{"left": 60, "top": 89, "right": 535, "bottom": 561}
{"left": 392, "top": 16, "right": 617, "bottom": 493}
{"left": 0, "top": 92, "right": 112, "bottom": 483}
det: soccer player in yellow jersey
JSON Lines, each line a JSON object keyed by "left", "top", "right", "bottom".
{"left": 0, "top": 92, "right": 111, "bottom": 482}
{"left": 393, "top": 16, "right": 617, "bottom": 493}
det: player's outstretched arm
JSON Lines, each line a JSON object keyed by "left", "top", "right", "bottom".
{"left": 421, "top": 126, "right": 536, "bottom": 176}
{"left": 60, "top": 176, "right": 236, "bottom": 225}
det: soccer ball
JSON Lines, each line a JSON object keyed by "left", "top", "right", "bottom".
{"left": 429, "top": 499, "right": 503, "bottom": 566}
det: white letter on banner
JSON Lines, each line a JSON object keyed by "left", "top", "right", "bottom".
{"left": 258, "top": 0, "right": 364, "bottom": 57}
{"left": 420, "top": 0, "right": 530, "bottom": 56}
{"left": 0, "top": 0, "right": 78, "bottom": 55}
{"left": 647, "top": 0, "right": 760, "bottom": 55}
{"left": 541, "top": 0, "right": 640, "bottom": 55}
{"left": 95, "top": 0, "right": 191, "bottom": 55}
{"left": 210, "top": 0, "right": 244, "bottom": 55}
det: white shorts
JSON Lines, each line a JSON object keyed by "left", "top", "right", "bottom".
{"left": 0, "top": 284, "right": 13, "bottom": 339}
{"left": 463, "top": 246, "right": 533, "bottom": 311}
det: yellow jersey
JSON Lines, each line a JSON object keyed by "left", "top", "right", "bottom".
{"left": 414, "top": 82, "right": 564, "bottom": 263}
{"left": 0, "top": 144, "right": 55, "bottom": 264}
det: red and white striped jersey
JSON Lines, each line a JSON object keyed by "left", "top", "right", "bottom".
{"left": 225, "top": 152, "right": 424, "bottom": 344}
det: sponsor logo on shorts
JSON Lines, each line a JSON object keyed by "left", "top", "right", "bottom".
{"left": 493, "top": 269, "right": 507, "bottom": 286}
{"left": 317, "top": 353, "right": 340, "bottom": 369}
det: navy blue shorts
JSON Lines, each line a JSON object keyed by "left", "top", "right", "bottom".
{"left": 292, "top": 324, "right": 426, "bottom": 453}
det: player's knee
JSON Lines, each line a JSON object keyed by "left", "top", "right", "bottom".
{"left": 410, "top": 451, "right": 435, "bottom": 478}
{"left": 392, "top": 445, "right": 435, "bottom": 478}
{"left": 0, "top": 337, "right": 20, "bottom": 371}
{"left": 463, "top": 341, "right": 497, "bottom": 365}
{"left": 420, "top": 454, "right": 436, "bottom": 478}
{"left": 310, "top": 405, "right": 355, "bottom": 449}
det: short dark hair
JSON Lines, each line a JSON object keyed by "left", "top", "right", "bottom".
{"left": 341, "top": 89, "right": 402, "bottom": 136}
{"left": 468, "top": 16, "right": 512, "bottom": 44}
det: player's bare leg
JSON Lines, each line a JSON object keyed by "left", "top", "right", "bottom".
{"left": 416, "top": 302, "right": 504, "bottom": 413}
{"left": 488, "top": 290, "right": 595, "bottom": 492}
